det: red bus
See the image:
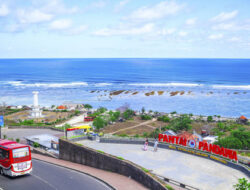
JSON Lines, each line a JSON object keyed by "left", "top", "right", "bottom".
{"left": 0, "top": 139, "right": 32, "bottom": 177}
{"left": 84, "top": 116, "right": 94, "bottom": 122}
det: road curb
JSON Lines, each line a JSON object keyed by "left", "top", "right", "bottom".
{"left": 32, "top": 157, "right": 116, "bottom": 190}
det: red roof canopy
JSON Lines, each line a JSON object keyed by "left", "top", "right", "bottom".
{"left": 0, "top": 139, "right": 28, "bottom": 150}
{"left": 57, "top": 105, "right": 66, "bottom": 109}
{"left": 240, "top": 115, "right": 247, "bottom": 120}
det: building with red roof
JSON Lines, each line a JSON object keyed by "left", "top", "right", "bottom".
{"left": 57, "top": 105, "right": 66, "bottom": 110}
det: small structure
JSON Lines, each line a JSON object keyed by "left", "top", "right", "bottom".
{"left": 238, "top": 115, "right": 248, "bottom": 124}
{"left": 57, "top": 105, "right": 66, "bottom": 110}
{"left": 62, "top": 101, "right": 84, "bottom": 110}
{"left": 177, "top": 131, "right": 192, "bottom": 140}
{"left": 30, "top": 91, "right": 43, "bottom": 118}
{"left": 163, "top": 130, "right": 176, "bottom": 136}
{"left": 26, "top": 134, "right": 59, "bottom": 153}
{"left": 203, "top": 136, "right": 218, "bottom": 144}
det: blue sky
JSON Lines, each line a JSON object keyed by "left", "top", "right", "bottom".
{"left": 0, "top": 0, "right": 250, "bottom": 58}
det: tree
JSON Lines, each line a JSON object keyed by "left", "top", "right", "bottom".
{"left": 207, "top": 116, "right": 213, "bottom": 122}
{"left": 158, "top": 115, "right": 170, "bottom": 122}
{"left": 93, "top": 116, "right": 107, "bottom": 130}
{"left": 169, "top": 114, "right": 192, "bottom": 132}
{"left": 141, "top": 115, "right": 152, "bottom": 120}
{"left": 97, "top": 107, "right": 107, "bottom": 114}
{"left": 233, "top": 178, "right": 250, "bottom": 190}
{"left": 214, "top": 136, "right": 243, "bottom": 149}
{"left": 74, "top": 110, "right": 80, "bottom": 115}
{"left": 84, "top": 104, "right": 92, "bottom": 110}
{"left": 123, "top": 109, "right": 134, "bottom": 120}
{"left": 141, "top": 107, "right": 145, "bottom": 114}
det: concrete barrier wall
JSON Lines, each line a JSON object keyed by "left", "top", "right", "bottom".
{"left": 7, "top": 126, "right": 63, "bottom": 132}
{"left": 59, "top": 139, "right": 167, "bottom": 190}
{"left": 99, "top": 138, "right": 250, "bottom": 177}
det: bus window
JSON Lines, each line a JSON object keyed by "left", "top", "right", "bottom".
{"left": 0, "top": 149, "right": 9, "bottom": 159}
{"left": 12, "top": 147, "right": 29, "bottom": 158}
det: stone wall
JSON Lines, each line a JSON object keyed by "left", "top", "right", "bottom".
{"left": 59, "top": 139, "right": 167, "bottom": 190}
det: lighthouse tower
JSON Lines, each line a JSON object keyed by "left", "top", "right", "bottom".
{"left": 30, "top": 91, "right": 43, "bottom": 118}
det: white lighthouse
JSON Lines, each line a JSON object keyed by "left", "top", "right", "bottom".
{"left": 30, "top": 91, "right": 43, "bottom": 118}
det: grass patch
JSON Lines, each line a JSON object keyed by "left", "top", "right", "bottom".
{"left": 69, "top": 135, "right": 85, "bottom": 139}
{"left": 97, "top": 150, "right": 105, "bottom": 154}
{"left": 141, "top": 167, "right": 149, "bottom": 173}
{"left": 165, "top": 184, "right": 174, "bottom": 190}
{"left": 116, "top": 156, "right": 124, "bottom": 160}
{"left": 74, "top": 143, "right": 83, "bottom": 146}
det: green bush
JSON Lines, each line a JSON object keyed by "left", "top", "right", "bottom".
{"left": 140, "top": 115, "right": 152, "bottom": 120}
{"left": 143, "top": 132, "right": 148, "bottom": 137}
{"left": 233, "top": 178, "right": 250, "bottom": 190}
{"left": 169, "top": 114, "right": 192, "bottom": 132}
{"left": 207, "top": 116, "right": 213, "bottom": 122}
{"left": 215, "top": 136, "right": 243, "bottom": 149}
{"left": 33, "top": 142, "right": 40, "bottom": 148}
{"left": 134, "top": 134, "right": 140, "bottom": 138}
{"left": 93, "top": 116, "right": 107, "bottom": 130}
{"left": 3, "top": 134, "right": 7, "bottom": 139}
{"left": 74, "top": 110, "right": 80, "bottom": 115}
{"left": 16, "top": 138, "right": 20, "bottom": 143}
{"left": 165, "top": 184, "right": 174, "bottom": 190}
{"left": 84, "top": 104, "right": 92, "bottom": 110}
{"left": 158, "top": 115, "right": 170, "bottom": 122}
{"left": 123, "top": 109, "right": 134, "bottom": 120}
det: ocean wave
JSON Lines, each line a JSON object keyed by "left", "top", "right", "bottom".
{"left": 94, "top": 83, "right": 112, "bottom": 87}
{"left": 212, "top": 85, "right": 250, "bottom": 90}
{"left": 7, "top": 81, "right": 88, "bottom": 88}
{"left": 128, "top": 83, "right": 203, "bottom": 87}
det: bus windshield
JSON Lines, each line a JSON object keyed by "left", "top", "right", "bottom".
{"left": 12, "top": 147, "right": 29, "bottom": 158}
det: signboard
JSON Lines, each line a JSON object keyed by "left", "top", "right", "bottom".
{"left": 0, "top": 115, "right": 4, "bottom": 127}
{"left": 158, "top": 134, "right": 238, "bottom": 161}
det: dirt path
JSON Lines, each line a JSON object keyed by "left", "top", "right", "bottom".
{"left": 110, "top": 119, "right": 157, "bottom": 135}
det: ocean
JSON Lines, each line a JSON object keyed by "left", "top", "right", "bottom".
{"left": 0, "top": 58, "right": 249, "bottom": 117}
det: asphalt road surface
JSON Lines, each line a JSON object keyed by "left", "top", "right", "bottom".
{"left": 0, "top": 159, "right": 112, "bottom": 190}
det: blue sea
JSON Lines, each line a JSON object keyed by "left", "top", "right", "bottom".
{"left": 0, "top": 58, "right": 250, "bottom": 117}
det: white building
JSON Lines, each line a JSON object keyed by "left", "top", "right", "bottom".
{"left": 30, "top": 91, "right": 43, "bottom": 118}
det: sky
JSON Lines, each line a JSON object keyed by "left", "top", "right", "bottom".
{"left": 0, "top": 0, "right": 250, "bottom": 58}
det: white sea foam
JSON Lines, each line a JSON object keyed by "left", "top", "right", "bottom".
{"left": 212, "top": 85, "right": 250, "bottom": 90}
{"left": 94, "top": 83, "right": 112, "bottom": 87}
{"left": 7, "top": 81, "right": 88, "bottom": 88}
{"left": 128, "top": 83, "right": 203, "bottom": 87}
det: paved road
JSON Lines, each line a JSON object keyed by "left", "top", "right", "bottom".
{"left": 2, "top": 128, "right": 63, "bottom": 141}
{"left": 78, "top": 140, "right": 248, "bottom": 190}
{"left": 0, "top": 159, "right": 111, "bottom": 190}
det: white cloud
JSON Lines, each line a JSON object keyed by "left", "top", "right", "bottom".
{"left": 39, "top": 0, "right": 78, "bottom": 14}
{"left": 208, "top": 33, "right": 223, "bottom": 40}
{"left": 178, "top": 31, "right": 187, "bottom": 37}
{"left": 17, "top": 9, "right": 53, "bottom": 24}
{"left": 115, "top": 0, "right": 130, "bottom": 12}
{"left": 67, "top": 25, "right": 88, "bottom": 35}
{"left": 211, "top": 10, "right": 238, "bottom": 22}
{"left": 186, "top": 18, "right": 196, "bottom": 25}
{"left": 89, "top": 1, "right": 106, "bottom": 9}
{"left": 228, "top": 37, "right": 240, "bottom": 42}
{"left": 93, "top": 23, "right": 155, "bottom": 36}
{"left": 0, "top": 4, "right": 9, "bottom": 16}
{"left": 49, "top": 19, "right": 72, "bottom": 30}
{"left": 159, "top": 28, "right": 176, "bottom": 35}
{"left": 125, "top": 1, "right": 184, "bottom": 22}
{"left": 212, "top": 23, "right": 235, "bottom": 30}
